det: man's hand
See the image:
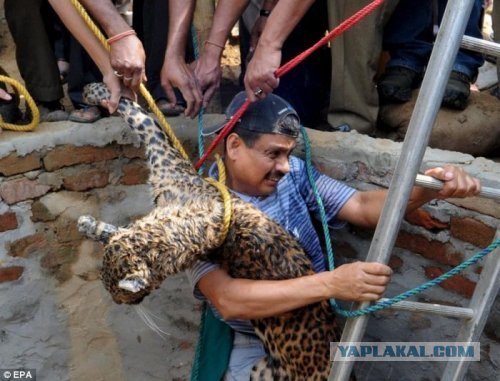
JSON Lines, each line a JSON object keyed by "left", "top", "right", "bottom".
{"left": 324, "top": 262, "right": 392, "bottom": 302}
{"left": 193, "top": 45, "right": 223, "bottom": 109}
{"left": 424, "top": 165, "right": 481, "bottom": 199}
{"left": 244, "top": 43, "right": 281, "bottom": 102}
{"left": 109, "top": 35, "right": 146, "bottom": 92}
{"left": 101, "top": 69, "right": 136, "bottom": 113}
{"left": 161, "top": 56, "right": 202, "bottom": 118}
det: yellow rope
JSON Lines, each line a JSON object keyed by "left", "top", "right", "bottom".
{"left": 205, "top": 154, "right": 232, "bottom": 245}
{"left": 69, "top": 0, "right": 189, "bottom": 161}
{"left": 0, "top": 75, "right": 39, "bottom": 132}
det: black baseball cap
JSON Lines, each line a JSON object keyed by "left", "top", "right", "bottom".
{"left": 202, "top": 91, "right": 300, "bottom": 138}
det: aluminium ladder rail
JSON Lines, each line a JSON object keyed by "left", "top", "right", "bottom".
{"left": 329, "top": 1, "right": 500, "bottom": 380}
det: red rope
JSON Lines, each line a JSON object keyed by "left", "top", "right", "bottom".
{"left": 194, "top": 0, "right": 385, "bottom": 171}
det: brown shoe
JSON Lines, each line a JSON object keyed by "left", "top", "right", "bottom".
{"left": 69, "top": 105, "right": 103, "bottom": 123}
{"left": 155, "top": 99, "right": 184, "bottom": 116}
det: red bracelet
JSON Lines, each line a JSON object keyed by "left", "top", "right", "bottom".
{"left": 107, "top": 30, "right": 137, "bottom": 45}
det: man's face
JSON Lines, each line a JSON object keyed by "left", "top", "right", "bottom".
{"left": 226, "top": 133, "right": 297, "bottom": 196}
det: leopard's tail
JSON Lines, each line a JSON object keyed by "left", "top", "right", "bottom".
{"left": 78, "top": 215, "right": 120, "bottom": 243}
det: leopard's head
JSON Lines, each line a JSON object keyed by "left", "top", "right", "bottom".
{"left": 100, "top": 230, "right": 156, "bottom": 305}
{"left": 78, "top": 216, "right": 157, "bottom": 304}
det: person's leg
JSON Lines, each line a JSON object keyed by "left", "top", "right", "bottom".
{"left": 5, "top": 0, "right": 64, "bottom": 104}
{"left": 223, "top": 332, "right": 266, "bottom": 381}
{"left": 328, "top": 0, "right": 399, "bottom": 134}
{"left": 440, "top": 0, "right": 485, "bottom": 109}
{"left": 67, "top": 35, "right": 104, "bottom": 123}
{"left": 138, "top": 0, "right": 184, "bottom": 115}
{"left": 276, "top": 0, "right": 331, "bottom": 129}
{"left": 377, "top": 0, "right": 433, "bottom": 105}
{"left": 493, "top": 0, "right": 500, "bottom": 98}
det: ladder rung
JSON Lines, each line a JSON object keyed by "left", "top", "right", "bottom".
{"left": 415, "top": 174, "right": 500, "bottom": 201}
{"left": 460, "top": 35, "right": 500, "bottom": 58}
{"left": 380, "top": 298, "right": 474, "bottom": 319}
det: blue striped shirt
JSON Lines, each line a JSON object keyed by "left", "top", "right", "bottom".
{"left": 187, "top": 155, "right": 356, "bottom": 334}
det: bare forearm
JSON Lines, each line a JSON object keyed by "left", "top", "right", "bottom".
{"left": 79, "top": 0, "right": 131, "bottom": 36}
{"left": 200, "top": 270, "right": 330, "bottom": 320}
{"left": 207, "top": 0, "right": 250, "bottom": 47}
{"left": 166, "top": 0, "right": 196, "bottom": 57}
{"left": 257, "top": 0, "right": 315, "bottom": 51}
{"left": 49, "top": 0, "right": 111, "bottom": 72}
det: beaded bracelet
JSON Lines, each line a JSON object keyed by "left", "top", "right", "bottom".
{"left": 107, "top": 30, "right": 137, "bottom": 45}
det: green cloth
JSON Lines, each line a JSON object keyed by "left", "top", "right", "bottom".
{"left": 191, "top": 303, "right": 234, "bottom": 381}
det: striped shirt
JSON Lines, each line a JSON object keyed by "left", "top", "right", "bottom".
{"left": 186, "top": 155, "right": 356, "bottom": 335}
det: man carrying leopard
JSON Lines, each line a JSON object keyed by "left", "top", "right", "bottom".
{"left": 191, "top": 91, "right": 480, "bottom": 381}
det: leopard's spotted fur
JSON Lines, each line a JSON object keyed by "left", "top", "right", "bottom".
{"left": 79, "top": 83, "right": 340, "bottom": 380}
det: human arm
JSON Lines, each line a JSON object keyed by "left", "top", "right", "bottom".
{"left": 77, "top": 0, "right": 146, "bottom": 91}
{"left": 248, "top": 0, "right": 277, "bottom": 54}
{"left": 193, "top": 0, "right": 250, "bottom": 107}
{"left": 48, "top": 0, "right": 126, "bottom": 112}
{"left": 161, "top": 0, "right": 202, "bottom": 118}
{"left": 337, "top": 166, "right": 481, "bottom": 228}
{"left": 198, "top": 264, "right": 391, "bottom": 320}
{"left": 244, "top": 0, "right": 315, "bottom": 101}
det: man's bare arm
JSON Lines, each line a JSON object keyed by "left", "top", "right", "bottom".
{"left": 161, "top": 0, "right": 202, "bottom": 118}
{"left": 78, "top": 0, "right": 146, "bottom": 90}
{"left": 244, "top": 0, "right": 315, "bottom": 101}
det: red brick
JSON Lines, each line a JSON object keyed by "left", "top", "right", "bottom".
{"left": 121, "top": 161, "right": 149, "bottom": 185}
{"left": 0, "top": 152, "right": 42, "bottom": 176}
{"left": 388, "top": 255, "right": 403, "bottom": 271}
{"left": 8, "top": 233, "right": 48, "bottom": 258}
{"left": 450, "top": 217, "right": 496, "bottom": 248}
{"left": 0, "top": 212, "right": 18, "bottom": 232}
{"left": 122, "top": 145, "right": 146, "bottom": 159}
{"left": 43, "top": 145, "right": 121, "bottom": 171}
{"left": 424, "top": 266, "right": 476, "bottom": 298}
{"left": 62, "top": 168, "right": 109, "bottom": 191}
{"left": 0, "top": 178, "right": 51, "bottom": 204}
{"left": 0, "top": 266, "right": 24, "bottom": 282}
{"left": 396, "top": 231, "right": 463, "bottom": 266}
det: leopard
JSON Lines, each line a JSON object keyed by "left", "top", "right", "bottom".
{"left": 78, "top": 82, "right": 341, "bottom": 380}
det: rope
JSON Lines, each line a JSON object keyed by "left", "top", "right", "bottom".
{"left": 194, "top": 0, "right": 385, "bottom": 170}
{"left": 69, "top": 0, "right": 189, "bottom": 161}
{"left": 205, "top": 155, "right": 232, "bottom": 245}
{"left": 0, "top": 75, "right": 39, "bottom": 131}
{"left": 301, "top": 125, "right": 500, "bottom": 317}
{"left": 70, "top": 0, "right": 233, "bottom": 244}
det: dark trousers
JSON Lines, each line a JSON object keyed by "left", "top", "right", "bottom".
{"left": 5, "top": 0, "right": 63, "bottom": 102}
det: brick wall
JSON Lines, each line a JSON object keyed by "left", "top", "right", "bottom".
{"left": 0, "top": 118, "right": 498, "bottom": 380}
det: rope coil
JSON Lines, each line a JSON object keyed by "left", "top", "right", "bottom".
{"left": 0, "top": 75, "right": 39, "bottom": 132}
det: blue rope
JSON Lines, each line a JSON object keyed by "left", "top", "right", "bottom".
{"left": 300, "top": 126, "right": 500, "bottom": 318}
{"left": 190, "top": 23, "right": 206, "bottom": 175}
{"left": 190, "top": 23, "right": 204, "bottom": 381}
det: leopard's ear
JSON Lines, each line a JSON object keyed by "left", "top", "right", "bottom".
{"left": 118, "top": 276, "right": 149, "bottom": 293}
{"left": 78, "top": 215, "right": 118, "bottom": 243}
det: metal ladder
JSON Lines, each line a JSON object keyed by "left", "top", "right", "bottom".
{"left": 329, "top": 1, "right": 500, "bottom": 380}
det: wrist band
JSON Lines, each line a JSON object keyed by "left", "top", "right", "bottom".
{"left": 204, "top": 40, "right": 225, "bottom": 50}
{"left": 260, "top": 9, "right": 271, "bottom": 17}
{"left": 107, "top": 30, "right": 137, "bottom": 45}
